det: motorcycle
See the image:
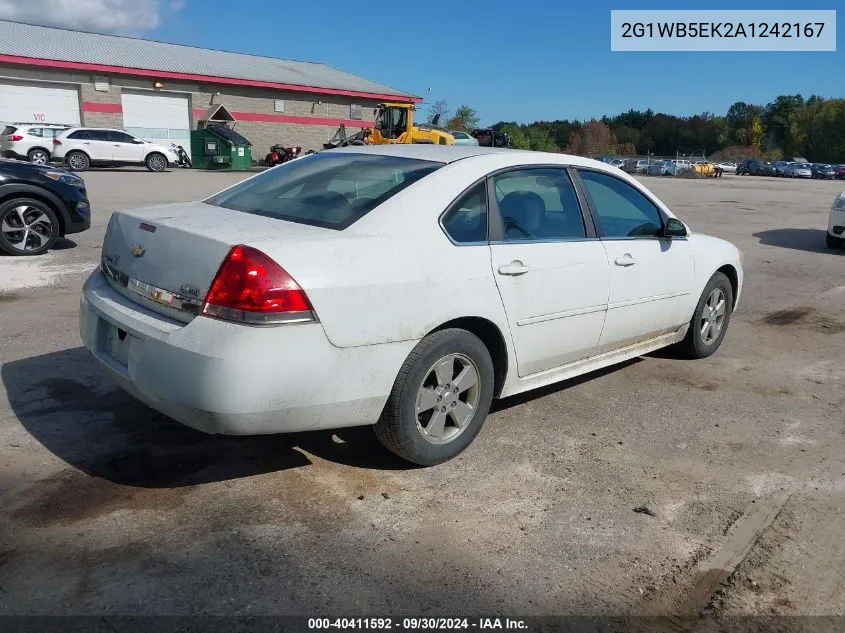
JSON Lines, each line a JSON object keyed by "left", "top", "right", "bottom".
{"left": 171, "top": 143, "right": 191, "bottom": 168}
{"left": 265, "top": 144, "right": 302, "bottom": 166}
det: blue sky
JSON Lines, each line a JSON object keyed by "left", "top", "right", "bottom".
{"left": 138, "top": 1, "right": 841, "bottom": 125}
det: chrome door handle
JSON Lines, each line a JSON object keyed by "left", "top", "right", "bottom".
{"left": 614, "top": 254, "right": 636, "bottom": 266}
{"left": 498, "top": 261, "right": 530, "bottom": 276}
{"left": 82, "top": 142, "right": 90, "bottom": 145}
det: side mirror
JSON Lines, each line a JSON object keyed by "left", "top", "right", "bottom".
{"left": 664, "top": 217, "right": 688, "bottom": 238}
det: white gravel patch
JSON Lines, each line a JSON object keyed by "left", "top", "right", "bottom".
{"left": 0, "top": 257, "right": 96, "bottom": 294}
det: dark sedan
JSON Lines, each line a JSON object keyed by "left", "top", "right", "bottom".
{"left": 750, "top": 161, "right": 776, "bottom": 176}
{"left": 812, "top": 164, "right": 837, "bottom": 179}
{"left": 736, "top": 159, "right": 755, "bottom": 175}
{"left": 0, "top": 159, "right": 90, "bottom": 255}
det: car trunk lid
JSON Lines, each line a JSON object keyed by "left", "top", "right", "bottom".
{"left": 100, "top": 201, "right": 334, "bottom": 323}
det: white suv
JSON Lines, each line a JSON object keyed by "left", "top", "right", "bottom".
{"left": 0, "top": 123, "right": 73, "bottom": 164}
{"left": 52, "top": 128, "right": 180, "bottom": 172}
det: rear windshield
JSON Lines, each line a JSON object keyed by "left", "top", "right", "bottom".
{"left": 206, "top": 153, "right": 442, "bottom": 230}
{"left": 1, "top": 126, "right": 17, "bottom": 135}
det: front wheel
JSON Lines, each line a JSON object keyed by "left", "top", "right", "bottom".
{"left": 0, "top": 198, "right": 60, "bottom": 256}
{"left": 146, "top": 153, "right": 167, "bottom": 172}
{"left": 678, "top": 272, "right": 734, "bottom": 359}
{"left": 374, "top": 329, "right": 495, "bottom": 466}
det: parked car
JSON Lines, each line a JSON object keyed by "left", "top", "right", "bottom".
{"left": 609, "top": 158, "right": 625, "bottom": 169}
{"left": 750, "top": 161, "right": 776, "bottom": 176}
{"left": 449, "top": 130, "right": 479, "bottom": 147}
{"left": 772, "top": 160, "right": 790, "bottom": 177}
{"left": 52, "top": 128, "right": 180, "bottom": 172}
{"left": 622, "top": 159, "right": 650, "bottom": 174}
{"left": 671, "top": 159, "right": 692, "bottom": 172}
{"left": 0, "top": 158, "right": 90, "bottom": 255}
{"left": 736, "top": 159, "right": 755, "bottom": 175}
{"left": 0, "top": 123, "right": 72, "bottom": 165}
{"left": 784, "top": 162, "right": 812, "bottom": 178}
{"left": 827, "top": 192, "right": 845, "bottom": 249}
{"left": 834, "top": 165, "right": 845, "bottom": 180}
{"left": 646, "top": 160, "right": 676, "bottom": 176}
{"left": 716, "top": 162, "right": 737, "bottom": 173}
{"left": 80, "top": 145, "right": 743, "bottom": 465}
{"left": 811, "top": 164, "right": 836, "bottom": 179}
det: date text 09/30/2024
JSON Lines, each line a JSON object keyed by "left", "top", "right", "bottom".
{"left": 308, "top": 618, "right": 528, "bottom": 630}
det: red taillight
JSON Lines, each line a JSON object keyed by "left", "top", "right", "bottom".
{"left": 202, "top": 245, "right": 314, "bottom": 325}
{"left": 9, "top": 134, "right": 23, "bottom": 141}
{"left": 52, "top": 139, "right": 62, "bottom": 146}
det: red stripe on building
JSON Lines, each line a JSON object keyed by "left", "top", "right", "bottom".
{"left": 192, "top": 108, "right": 373, "bottom": 128}
{"left": 0, "top": 54, "right": 422, "bottom": 103}
{"left": 82, "top": 102, "right": 122, "bottom": 113}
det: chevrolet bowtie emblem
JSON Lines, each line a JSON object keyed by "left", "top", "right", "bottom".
{"left": 129, "top": 246, "right": 146, "bottom": 258}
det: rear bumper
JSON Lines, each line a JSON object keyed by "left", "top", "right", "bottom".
{"left": 79, "top": 271, "right": 411, "bottom": 435}
{"left": 1, "top": 149, "right": 26, "bottom": 160}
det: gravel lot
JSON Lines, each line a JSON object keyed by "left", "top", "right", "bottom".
{"left": 0, "top": 169, "right": 843, "bottom": 624}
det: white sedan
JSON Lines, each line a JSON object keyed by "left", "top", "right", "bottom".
{"left": 716, "top": 162, "right": 737, "bottom": 173}
{"left": 80, "top": 146, "right": 744, "bottom": 465}
{"left": 828, "top": 192, "right": 845, "bottom": 249}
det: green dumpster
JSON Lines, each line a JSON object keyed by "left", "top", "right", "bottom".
{"left": 190, "top": 122, "right": 253, "bottom": 170}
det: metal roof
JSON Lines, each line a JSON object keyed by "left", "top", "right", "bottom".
{"left": 0, "top": 20, "right": 417, "bottom": 100}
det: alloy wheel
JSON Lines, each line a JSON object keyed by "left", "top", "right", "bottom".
{"left": 30, "top": 151, "right": 48, "bottom": 165}
{"left": 700, "top": 287, "right": 727, "bottom": 345}
{"left": 1, "top": 205, "right": 54, "bottom": 252}
{"left": 415, "top": 353, "right": 481, "bottom": 445}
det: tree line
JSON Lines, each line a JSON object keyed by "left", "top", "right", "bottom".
{"left": 429, "top": 95, "right": 845, "bottom": 163}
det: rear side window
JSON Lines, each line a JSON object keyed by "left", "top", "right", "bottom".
{"left": 441, "top": 181, "right": 487, "bottom": 243}
{"left": 68, "top": 130, "right": 92, "bottom": 140}
{"left": 206, "top": 153, "right": 442, "bottom": 230}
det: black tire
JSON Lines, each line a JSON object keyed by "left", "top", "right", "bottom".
{"left": 65, "top": 151, "right": 90, "bottom": 171}
{"left": 146, "top": 152, "right": 167, "bottom": 172}
{"left": 678, "top": 272, "right": 734, "bottom": 359}
{"left": 826, "top": 233, "right": 845, "bottom": 249}
{"left": 0, "top": 197, "right": 60, "bottom": 256}
{"left": 28, "top": 148, "right": 50, "bottom": 165}
{"left": 374, "top": 328, "right": 495, "bottom": 466}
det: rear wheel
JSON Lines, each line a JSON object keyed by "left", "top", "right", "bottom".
{"left": 146, "top": 152, "right": 167, "bottom": 172}
{"left": 374, "top": 328, "right": 495, "bottom": 466}
{"left": 678, "top": 272, "right": 734, "bottom": 359}
{"left": 0, "top": 197, "right": 59, "bottom": 256}
{"left": 826, "top": 233, "right": 845, "bottom": 249}
{"left": 28, "top": 148, "right": 50, "bottom": 165}
{"left": 66, "top": 151, "right": 90, "bottom": 171}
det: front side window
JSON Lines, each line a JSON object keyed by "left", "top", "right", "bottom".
{"left": 578, "top": 170, "right": 664, "bottom": 239}
{"left": 107, "top": 131, "right": 138, "bottom": 143}
{"left": 206, "top": 153, "right": 441, "bottom": 230}
{"left": 441, "top": 181, "right": 487, "bottom": 243}
{"left": 493, "top": 168, "right": 586, "bottom": 241}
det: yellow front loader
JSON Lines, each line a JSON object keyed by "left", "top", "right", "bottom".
{"left": 368, "top": 103, "right": 455, "bottom": 145}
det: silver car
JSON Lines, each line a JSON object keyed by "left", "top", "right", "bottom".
{"left": 785, "top": 162, "right": 812, "bottom": 178}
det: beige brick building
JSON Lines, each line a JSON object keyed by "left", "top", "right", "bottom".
{"left": 0, "top": 20, "right": 420, "bottom": 160}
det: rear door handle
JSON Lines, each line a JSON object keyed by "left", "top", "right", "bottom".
{"left": 614, "top": 254, "right": 636, "bottom": 267}
{"left": 498, "top": 261, "right": 530, "bottom": 276}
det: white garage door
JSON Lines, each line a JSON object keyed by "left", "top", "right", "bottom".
{"left": 0, "top": 80, "right": 81, "bottom": 126}
{"left": 121, "top": 91, "right": 190, "bottom": 146}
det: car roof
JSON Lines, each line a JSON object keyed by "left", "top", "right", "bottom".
{"left": 324, "top": 144, "right": 522, "bottom": 163}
